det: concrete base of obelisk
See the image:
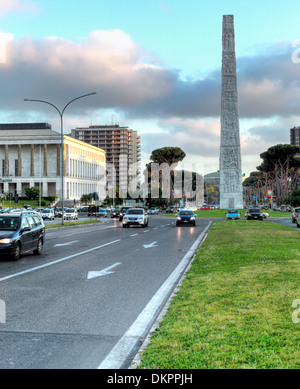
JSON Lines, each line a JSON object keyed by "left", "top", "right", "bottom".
{"left": 220, "top": 192, "right": 243, "bottom": 209}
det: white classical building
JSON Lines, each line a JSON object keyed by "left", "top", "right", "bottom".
{"left": 0, "top": 123, "right": 106, "bottom": 201}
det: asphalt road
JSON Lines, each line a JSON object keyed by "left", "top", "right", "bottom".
{"left": 0, "top": 215, "right": 210, "bottom": 369}
{"left": 267, "top": 215, "right": 299, "bottom": 229}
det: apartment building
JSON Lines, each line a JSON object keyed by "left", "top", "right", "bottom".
{"left": 0, "top": 123, "right": 106, "bottom": 200}
{"left": 290, "top": 126, "right": 300, "bottom": 147}
{"left": 70, "top": 124, "right": 141, "bottom": 196}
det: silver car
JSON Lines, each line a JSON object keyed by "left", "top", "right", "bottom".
{"left": 122, "top": 208, "right": 149, "bottom": 228}
{"left": 63, "top": 208, "right": 78, "bottom": 220}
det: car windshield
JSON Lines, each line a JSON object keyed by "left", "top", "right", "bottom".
{"left": 42, "top": 209, "right": 50, "bottom": 213}
{"left": 67, "top": 209, "right": 75, "bottom": 212}
{"left": 249, "top": 209, "right": 260, "bottom": 212}
{"left": 179, "top": 211, "right": 194, "bottom": 216}
{"left": 127, "top": 209, "right": 143, "bottom": 215}
{"left": 0, "top": 217, "right": 20, "bottom": 230}
{"left": 228, "top": 209, "right": 239, "bottom": 214}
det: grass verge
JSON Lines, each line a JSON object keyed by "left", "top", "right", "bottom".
{"left": 135, "top": 220, "right": 300, "bottom": 369}
{"left": 45, "top": 220, "right": 101, "bottom": 229}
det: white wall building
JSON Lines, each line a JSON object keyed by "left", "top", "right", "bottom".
{"left": 0, "top": 123, "right": 106, "bottom": 201}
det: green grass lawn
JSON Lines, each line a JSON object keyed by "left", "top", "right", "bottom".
{"left": 45, "top": 220, "right": 101, "bottom": 229}
{"left": 135, "top": 220, "right": 300, "bottom": 369}
{"left": 0, "top": 199, "right": 53, "bottom": 209}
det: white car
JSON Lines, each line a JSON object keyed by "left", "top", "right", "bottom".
{"left": 41, "top": 208, "right": 55, "bottom": 220}
{"left": 122, "top": 208, "right": 149, "bottom": 228}
{"left": 148, "top": 207, "right": 159, "bottom": 215}
{"left": 64, "top": 208, "right": 78, "bottom": 220}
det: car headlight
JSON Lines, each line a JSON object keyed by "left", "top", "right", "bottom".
{"left": 0, "top": 238, "right": 13, "bottom": 244}
{"left": 177, "top": 217, "right": 181, "bottom": 220}
{"left": 190, "top": 217, "right": 195, "bottom": 220}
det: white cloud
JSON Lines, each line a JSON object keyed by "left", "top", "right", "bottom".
{"left": 0, "top": 32, "right": 13, "bottom": 64}
{"left": 0, "top": 30, "right": 298, "bottom": 175}
{"left": 0, "top": 0, "right": 33, "bottom": 16}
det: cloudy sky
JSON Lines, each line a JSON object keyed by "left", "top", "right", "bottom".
{"left": 1, "top": 0, "right": 300, "bottom": 176}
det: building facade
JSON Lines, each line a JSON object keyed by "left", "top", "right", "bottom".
{"left": 70, "top": 124, "right": 141, "bottom": 196}
{"left": 290, "top": 126, "right": 300, "bottom": 147}
{"left": 0, "top": 123, "right": 106, "bottom": 200}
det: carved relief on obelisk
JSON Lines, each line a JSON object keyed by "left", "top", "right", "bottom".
{"left": 219, "top": 15, "right": 243, "bottom": 209}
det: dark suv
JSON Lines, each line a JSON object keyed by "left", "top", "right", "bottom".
{"left": 119, "top": 206, "right": 132, "bottom": 221}
{"left": 0, "top": 212, "right": 45, "bottom": 260}
{"left": 245, "top": 208, "right": 264, "bottom": 221}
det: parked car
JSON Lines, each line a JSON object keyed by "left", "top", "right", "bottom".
{"left": 97, "top": 208, "right": 108, "bottom": 218}
{"left": 291, "top": 208, "right": 300, "bottom": 223}
{"left": 245, "top": 208, "right": 264, "bottom": 220}
{"left": 226, "top": 208, "right": 240, "bottom": 220}
{"left": 198, "top": 205, "right": 211, "bottom": 210}
{"left": 119, "top": 206, "right": 132, "bottom": 221}
{"left": 0, "top": 211, "right": 45, "bottom": 260}
{"left": 64, "top": 208, "right": 78, "bottom": 220}
{"left": 122, "top": 208, "right": 149, "bottom": 228}
{"left": 41, "top": 208, "right": 55, "bottom": 220}
{"left": 78, "top": 206, "right": 89, "bottom": 213}
{"left": 176, "top": 209, "right": 196, "bottom": 226}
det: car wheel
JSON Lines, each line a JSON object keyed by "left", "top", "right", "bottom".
{"left": 122, "top": 224, "right": 126, "bottom": 228}
{"left": 33, "top": 238, "right": 43, "bottom": 255}
{"left": 193, "top": 222, "right": 196, "bottom": 226}
{"left": 297, "top": 221, "right": 300, "bottom": 228}
{"left": 176, "top": 222, "right": 180, "bottom": 226}
{"left": 11, "top": 242, "right": 21, "bottom": 261}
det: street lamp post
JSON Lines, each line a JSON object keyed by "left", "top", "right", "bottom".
{"left": 24, "top": 92, "right": 97, "bottom": 225}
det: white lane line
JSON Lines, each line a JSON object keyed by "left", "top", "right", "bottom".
{"left": 0, "top": 239, "right": 121, "bottom": 283}
{"left": 54, "top": 240, "right": 79, "bottom": 247}
{"left": 98, "top": 222, "right": 212, "bottom": 369}
{"left": 130, "top": 234, "right": 138, "bottom": 237}
{"left": 143, "top": 230, "right": 150, "bottom": 233}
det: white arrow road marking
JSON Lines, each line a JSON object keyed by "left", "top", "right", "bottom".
{"left": 87, "top": 262, "right": 121, "bottom": 280}
{"left": 54, "top": 240, "right": 79, "bottom": 247}
{"left": 143, "top": 241, "right": 158, "bottom": 249}
{"left": 0, "top": 239, "right": 121, "bottom": 282}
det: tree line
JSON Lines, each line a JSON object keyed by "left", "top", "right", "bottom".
{"left": 243, "top": 144, "right": 300, "bottom": 206}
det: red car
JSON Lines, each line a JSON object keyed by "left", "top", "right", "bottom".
{"left": 198, "top": 205, "right": 211, "bottom": 210}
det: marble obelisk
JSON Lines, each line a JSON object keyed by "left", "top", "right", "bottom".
{"left": 219, "top": 15, "right": 243, "bottom": 209}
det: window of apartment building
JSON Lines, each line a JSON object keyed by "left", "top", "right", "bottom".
{"left": 15, "top": 160, "right": 19, "bottom": 176}
{"left": 2, "top": 160, "right": 8, "bottom": 176}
